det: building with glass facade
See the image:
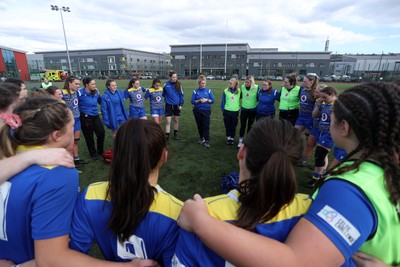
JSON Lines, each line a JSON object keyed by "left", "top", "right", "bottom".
{"left": 0, "top": 45, "right": 30, "bottom": 80}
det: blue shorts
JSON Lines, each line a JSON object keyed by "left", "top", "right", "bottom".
{"left": 129, "top": 106, "right": 147, "bottom": 118}
{"left": 310, "top": 126, "right": 320, "bottom": 137}
{"left": 317, "top": 132, "right": 334, "bottom": 149}
{"left": 151, "top": 108, "right": 164, "bottom": 117}
{"left": 333, "top": 146, "right": 347, "bottom": 161}
{"left": 295, "top": 115, "right": 313, "bottom": 131}
{"left": 73, "top": 117, "right": 81, "bottom": 133}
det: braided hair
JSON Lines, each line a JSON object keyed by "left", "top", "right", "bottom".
{"left": 328, "top": 82, "right": 400, "bottom": 217}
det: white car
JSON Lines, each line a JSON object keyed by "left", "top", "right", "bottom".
{"left": 206, "top": 75, "right": 215, "bottom": 80}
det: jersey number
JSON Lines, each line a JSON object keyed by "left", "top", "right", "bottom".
{"left": 0, "top": 182, "right": 11, "bottom": 241}
{"left": 117, "top": 235, "right": 147, "bottom": 259}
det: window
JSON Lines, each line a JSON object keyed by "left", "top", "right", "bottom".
{"left": 87, "top": 65, "right": 95, "bottom": 70}
{"left": 319, "top": 64, "right": 325, "bottom": 67}
{"left": 86, "top": 58, "right": 94, "bottom": 63}
{"left": 60, "top": 59, "right": 67, "bottom": 63}
{"left": 109, "top": 64, "right": 116, "bottom": 70}
{"left": 108, "top": 56, "right": 115, "bottom": 63}
{"left": 306, "top": 63, "right": 315, "bottom": 67}
{"left": 192, "top": 55, "right": 197, "bottom": 59}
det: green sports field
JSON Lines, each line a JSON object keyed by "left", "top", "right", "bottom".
{"left": 26, "top": 79, "right": 356, "bottom": 200}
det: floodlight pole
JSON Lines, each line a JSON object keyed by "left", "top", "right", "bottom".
{"left": 51, "top": 5, "right": 73, "bottom": 75}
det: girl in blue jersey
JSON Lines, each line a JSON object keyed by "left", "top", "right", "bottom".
{"left": 124, "top": 78, "right": 147, "bottom": 120}
{"left": 173, "top": 118, "right": 310, "bottom": 266}
{"left": 163, "top": 70, "right": 184, "bottom": 143}
{"left": 237, "top": 75, "right": 259, "bottom": 148}
{"left": 0, "top": 84, "right": 74, "bottom": 184}
{"left": 62, "top": 76, "right": 86, "bottom": 166}
{"left": 78, "top": 78, "right": 105, "bottom": 160}
{"left": 70, "top": 119, "right": 182, "bottom": 266}
{"left": 308, "top": 86, "right": 337, "bottom": 186}
{"left": 256, "top": 80, "right": 279, "bottom": 120}
{"left": 191, "top": 75, "right": 215, "bottom": 149}
{"left": 178, "top": 82, "right": 400, "bottom": 266}
{"left": 221, "top": 78, "right": 241, "bottom": 145}
{"left": 0, "top": 98, "right": 158, "bottom": 267}
{"left": 145, "top": 78, "right": 164, "bottom": 125}
{"left": 101, "top": 79, "right": 128, "bottom": 138}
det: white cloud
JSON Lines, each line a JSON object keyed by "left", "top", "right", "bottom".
{"left": 0, "top": 0, "right": 398, "bottom": 54}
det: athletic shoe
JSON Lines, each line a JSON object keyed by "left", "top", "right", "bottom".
{"left": 91, "top": 155, "right": 99, "bottom": 160}
{"left": 198, "top": 138, "right": 205, "bottom": 145}
{"left": 203, "top": 141, "right": 210, "bottom": 149}
{"left": 174, "top": 133, "right": 179, "bottom": 140}
{"left": 237, "top": 137, "right": 243, "bottom": 148}
{"left": 74, "top": 159, "right": 88, "bottom": 165}
{"left": 166, "top": 136, "right": 170, "bottom": 144}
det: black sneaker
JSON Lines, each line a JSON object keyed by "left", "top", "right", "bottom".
{"left": 198, "top": 138, "right": 205, "bottom": 145}
{"left": 91, "top": 155, "right": 99, "bottom": 160}
{"left": 174, "top": 134, "right": 179, "bottom": 140}
{"left": 166, "top": 136, "right": 170, "bottom": 144}
{"left": 203, "top": 141, "right": 210, "bottom": 149}
{"left": 74, "top": 159, "right": 88, "bottom": 165}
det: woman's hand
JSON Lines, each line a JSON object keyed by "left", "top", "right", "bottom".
{"left": 178, "top": 194, "right": 209, "bottom": 232}
{"left": 353, "top": 252, "right": 392, "bottom": 267}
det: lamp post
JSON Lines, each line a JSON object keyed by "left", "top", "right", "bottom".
{"left": 50, "top": 5, "right": 73, "bottom": 75}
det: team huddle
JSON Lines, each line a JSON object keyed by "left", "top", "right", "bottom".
{"left": 0, "top": 74, "right": 399, "bottom": 266}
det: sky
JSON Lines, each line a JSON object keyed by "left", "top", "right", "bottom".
{"left": 1, "top": 0, "right": 399, "bottom": 55}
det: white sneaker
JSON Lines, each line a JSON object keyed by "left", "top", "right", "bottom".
{"left": 237, "top": 138, "right": 243, "bottom": 148}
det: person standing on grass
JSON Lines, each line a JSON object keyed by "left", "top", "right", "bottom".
{"left": 124, "top": 78, "right": 147, "bottom": 120}
{"left": 307, "top": 86, "right": 338, "bottom": 187}
{"left": 191, "top": 75, "right": 215, "bottom": 149}
{"left": 0, "top": 97, "right": 159, "bottom": 267}
{"left": 278, "top": 73, "right": 300, "bottom": 125}
{"left": 70, "top": 119, "right": 182, "bottom": 266}
{"left": 172, "top": 118, "right": 310, "bottom": 266}
{"left": 295, "top": 73, "right": 319, "bottom": 166}
{"left": 101, "top": 79, "right": 128, "bottom": 138}
{"left": 221, "top": 77, "right": 241, "bottom": 145}
{"left": 78, "top": 77, "right": 105, "bottom": 161}
{"left": 237, "top": 75, "right": 259, "bottom": 148}
{"left": 256, "top": 79, "right": 279, "bottom": 120}
{"left": 145, "top": 78, "right": 164, "bottom": 125}
{"left": 163, "top": 70, "right": 184, "bottom": 143}
{"left": 62, "top": 76, "right": 86, "bottom": 167}
{"left": 178, "top": 82, "right": 400, "bottom": 266}
{"left": 40, "top": 77, "right": 53, "bottom": 89}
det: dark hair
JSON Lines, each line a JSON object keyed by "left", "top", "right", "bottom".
{"left": 0, "top": 97, "right": 71, "bottom": 158}
{"left": 236, "top": 118, "right": 303, "bottom": 230}
{"left": 127, "top": 78, "right": 138, "bottom": 90}
{"left": 169, "top": 70, "right": 182, "bottom": 91}
{"left": 0, "top": 83, "right": 20, "bottom": 112}
{"left": 29, "top": 88, "right": 50, "bottom": 98}
{"left": 320, "top": 86, "right": 337, "bottom": 96}
{"left": 45, "top": 85, "right": 60, "bottom": 95}
{"left": 82, "top": 77, "right": 94, "bottom": 87}
{"left": 4, "top": 78, "right": 24, "bottom": 87}
{"left": 286, "top": 73, "right": 297, "bottom": 86}
{"left": 151, "top": 78, "right": 161, "bottom": 88}
{"left": 105, "top": 79, "right": 116, "bottom": 89}
{"left": 262, "top": 80, "right": 273, "bottom": 94}
{"left": 329, "top": 82, "right": 400, "bottom": 218}
{"left": 106, "top": 119, "right": 167, "bottom": 241}
{"left": 62, "top": 76, "right": 80, "bottom": 94}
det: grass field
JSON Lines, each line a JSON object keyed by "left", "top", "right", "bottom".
{"left": 26, "top": 79, "right": 356, "bottom": 200}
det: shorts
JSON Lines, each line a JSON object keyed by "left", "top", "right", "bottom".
{"left": 74, "top": 117, "right": 81, "bottom": 133}
{"left": 317, "top": 132, "right": 334, "bottom": 149}
{"left": 151, "top": 108, "right": 164, "bottom": 117}
{"left": 333, "top": 146, "right": 347, "bottom": 161}
{"left": 295, "top": 115, "right": 313, "bottom": 131}
{"left": 310, "top": 126, "right": 320, "bottom": 137}
{"left": 165, "top": 104, "right": 181, "bottom": 117}
{"left": 129, "top": 106, "right": 147, "bottom": 118}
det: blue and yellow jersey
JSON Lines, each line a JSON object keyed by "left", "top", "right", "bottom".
{"left": 318, "top": 101, "right": 334, "bottom": 134}
{"left": 70, "top": 182, "right": 182, "bottom": 267}
{"left": 299, "top": 86, "right": 315, "bottom": 116}
{"left": 62, "top": 89, "right": 80, "bottom": 118}
{"left": 0, "top": 146, "right": 79, "bottom": 264}
{"left": 145, "top": 87, "right": 164, "bottom": 110}
{"left": 173, "top": 190, "right": 311, "bottom": 267}
{"left": 124, "top": 87, "right": 147, "bottom": 108}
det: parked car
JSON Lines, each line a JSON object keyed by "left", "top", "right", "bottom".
{"left": 320, "top": 76, "right": 333, "bottom": 82}
{"left": 275, "top": 76, "right": 283, "bottom": 81}
{"left": 206, "top": 75, "right": 215, "bottom": 80}
{"left": 256, "top": 76, "right": 265, "bottom": 80}
{"left": 240, "top": 75, "right": 247, "bottom": 80}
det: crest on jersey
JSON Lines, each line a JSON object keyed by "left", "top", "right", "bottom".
{"left": 321, "top": 113, "right": 328, "bottom": 121}
{"left": 136, "top": 94, "right": 142, "bottom": 100}
{"left": 301, "top": 95, "right": 307, "bottom": 102}
{"left": 73, "top": 99, "right": 78, "bottom": 105}
{"left": 156, "top": 96, "right": 161, "bottom": 102}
